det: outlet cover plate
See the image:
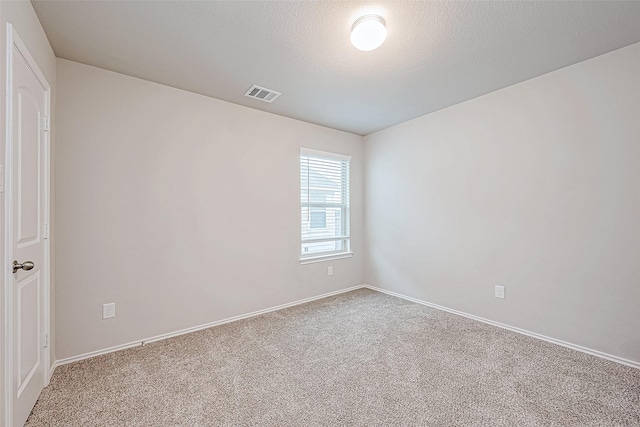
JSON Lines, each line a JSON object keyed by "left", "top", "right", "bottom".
{"left": 495, "top": 285, "right": 505, "bottom": 299}
{"left": 103, "top": 303, "right": 116, "bottom": 319}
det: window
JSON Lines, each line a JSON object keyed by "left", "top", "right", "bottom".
{"left": 300, "top": 148, "right": 351, "bottom": 262}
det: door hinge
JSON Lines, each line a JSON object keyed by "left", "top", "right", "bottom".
{"left": 43, "top": 224, "right": 49, "bottom": 239}
{"left": 44, "top": 333, "right": 49, "bottom": 348}
{"left": 40, "top": 116, "right": 50, "bottom": 132}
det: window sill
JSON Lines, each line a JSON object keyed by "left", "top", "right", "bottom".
{"left": 299, "top": 252, "right": 353, "bottom": 265}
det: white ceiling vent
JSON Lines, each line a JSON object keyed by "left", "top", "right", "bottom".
{"left": 244, "top": 85, "right": 281, "bottom": 103}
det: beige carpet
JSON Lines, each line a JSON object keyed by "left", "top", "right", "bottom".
{"left": 26, "top": 288, "right": 639, "bottom": 426}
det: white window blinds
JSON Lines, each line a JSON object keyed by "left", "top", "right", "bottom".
{"left": 300, "top": 148, "right": 351, "bottom": 259}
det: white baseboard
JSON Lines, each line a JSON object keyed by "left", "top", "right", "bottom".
{"left": 50, "top": 283, "right": 638, "bottom": 377}
{"left": 363, "top": 285, "right": 639, "bottom": 369}
{"left": 49, "top": 360, "right": 61, "bottom": 382}
{"left": 51, "top": 285, "right": 367, "bottom": 372}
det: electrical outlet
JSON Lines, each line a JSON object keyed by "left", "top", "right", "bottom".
{"left": 328, "top": 266, "right": 333, "bottom": 276}
{"left": 495, "top": 285, "right": 505, "bottom": 299}
{"left": 103, "top": 303, "right": 116, "bottom": 319}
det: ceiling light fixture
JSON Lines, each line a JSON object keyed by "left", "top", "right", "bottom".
{"left": 351, "top": 14, "right": 387, "bottom": 51}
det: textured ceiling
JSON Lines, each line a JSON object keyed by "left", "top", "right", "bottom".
{"left": 32, "top": 1, "right": 640, "bottom": 135}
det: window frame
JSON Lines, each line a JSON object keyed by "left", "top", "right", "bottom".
{"left": 299, "top": 148, "right": 353, "bottom": 264}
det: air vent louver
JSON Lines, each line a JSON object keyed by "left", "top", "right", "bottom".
{"left": 244, "top": 85, "right": 281, "bottom": 103}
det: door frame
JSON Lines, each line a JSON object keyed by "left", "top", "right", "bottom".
{"left": 3, "top": 23, "right": 51, "bottom": 426}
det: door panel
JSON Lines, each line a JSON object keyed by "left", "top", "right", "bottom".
{"left": 17, "top": 272, "right": 40, "bottom": 394}
{"left": 17, "top": 89, "right": 42, "bottom": 247}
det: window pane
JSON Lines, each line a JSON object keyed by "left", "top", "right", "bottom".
{"left": 301, "top": 206, "right": 345, "bottom": 240}
{"left": 301, "top": 240, "right": 345, "bottom": 255}
{"left": 300, "top": 157, "right": 345, "bottom": 204}
{"left": 310, "top": 211, "right": 326, "bottom": 229}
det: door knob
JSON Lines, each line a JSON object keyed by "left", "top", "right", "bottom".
{"left": 13, "top": 260, "right": 34, "bottom": 274}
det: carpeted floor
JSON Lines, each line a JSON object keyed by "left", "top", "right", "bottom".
{"left": 26, "top": 288, "right": 639, "bottom": 426}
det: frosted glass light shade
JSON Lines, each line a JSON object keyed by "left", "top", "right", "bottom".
{"left": 351, "top": 15, "right": 387, "bottom": 51}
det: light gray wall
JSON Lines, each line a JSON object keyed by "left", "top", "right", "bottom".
{"left": 364, "top": 43, "right": 640, "bottom": 363}
{"left": 0, "top": 1, "right": 57, "bottom": 421}
{"left": 55, "top": 59, "right": 364, "bottom": 360}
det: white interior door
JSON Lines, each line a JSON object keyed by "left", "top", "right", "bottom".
{"left": 5, "top": 24, "right": 50, "bottom": 427}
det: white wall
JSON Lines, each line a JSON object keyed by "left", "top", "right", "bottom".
{"left": 364, "top": 43, "right": 640, "bottom": 363}
{"left": 0, "top": 1, "right": 56, "bottom": 421}
{"left": 55, "top": 59, "right": 364, "bottom": 360}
